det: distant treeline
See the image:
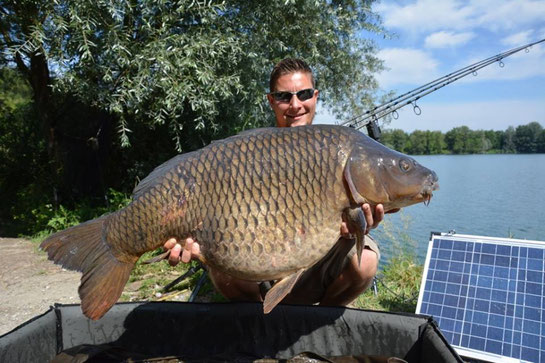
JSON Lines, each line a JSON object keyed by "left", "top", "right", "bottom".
{"left": 381, "top": 122, "right": 545, "bottom": 155}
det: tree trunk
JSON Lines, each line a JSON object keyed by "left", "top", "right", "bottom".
{"left": 23, "top": 50, "right": 61, "bottom": 205}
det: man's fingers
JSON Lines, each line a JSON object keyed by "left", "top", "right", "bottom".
{"left": 191, "top": 241, "right": 201, "bottom": 255}
{"left": 361, "top": 203, "right": 387, "bottom": 232}
{"left": 362, "top": 204, "right": 374, "bottom": 232}
{"left": 180, "top": 238, "right": 193, "bottom": 264}
{"left": 340, "top": 221, "right": 350, "bottom": 236}
{"left": 169, "top": 243, "right": 182, "bottom": 266}
{"left": 164, "top": 237, "right": 177, "bottom": 250}
{"left": 373, "top": 204, "right": 385, "bottom": 227}
{"left": 181, "top": 246, "right": 193, "bottom": 264}
{"left": 340, "top": 221, "right": 357, "bottom": 239}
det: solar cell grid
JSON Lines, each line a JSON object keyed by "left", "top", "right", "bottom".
{"left": 416, "top": 233, "right": 545, "bottom": 362}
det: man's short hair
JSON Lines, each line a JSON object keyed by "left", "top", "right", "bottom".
{"left": 269, "top": 58, "right": 315, "bottom": 92}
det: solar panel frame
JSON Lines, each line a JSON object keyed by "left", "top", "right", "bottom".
{"left": 416, "top": 233, "right": 545, "bottom": 363}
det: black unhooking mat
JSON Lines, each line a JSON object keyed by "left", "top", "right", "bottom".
{"left": 0, "top": 302, "right": 462, "bottom": 362}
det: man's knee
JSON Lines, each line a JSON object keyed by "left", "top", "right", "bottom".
{"left": 361, "top": 248, "right": 379, "bottom": 273}
{"left": 351, "top": 248, "right": 378, "bottom": 289}
{"left": 208, "top": 268, "right": 262, "bottom": 301}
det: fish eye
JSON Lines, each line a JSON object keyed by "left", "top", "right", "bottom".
{"left": 399, "top": 159, "right": 411, "bottom": 172}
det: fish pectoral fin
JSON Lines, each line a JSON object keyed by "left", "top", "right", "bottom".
{"left": 142, "top": 250, "right": 171, "bottom": 264}
{"left": 263, "top": 268, "right": 305, "bottom": 314}
{"left": 343, "top": 164, "right": 366, "bottom": 205}
{"left": 343, "top": 207, "right": 367, "bottom": 267}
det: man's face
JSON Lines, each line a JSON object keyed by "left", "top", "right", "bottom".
{"left": 267, "top": 72, "right": 319, "bottom": 127}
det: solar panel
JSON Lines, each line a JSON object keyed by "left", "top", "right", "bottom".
{"left": 416, "top": 233, "right": 545, "bottom": 363}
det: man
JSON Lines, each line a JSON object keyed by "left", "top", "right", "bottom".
{"left": 164, "top": 58, "right": 390, "bottom": 306}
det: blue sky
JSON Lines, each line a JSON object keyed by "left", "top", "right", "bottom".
{"left": 315, "top": 0, "right": 545, "bottom": 133}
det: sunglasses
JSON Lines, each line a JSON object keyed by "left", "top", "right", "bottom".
{"left": 270, "top": 88, "right": 315, "bottom": 103}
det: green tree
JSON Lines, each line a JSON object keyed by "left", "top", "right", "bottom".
{"left": 464, "top": 130, "right": 486, "bottom": 154}
{"left": 1, "top": 0, "right": 385, "bottom": 151}
{"left": 426, "top": 130, "right": 445, "bottom": 154}
{"left": 406, "top": 130, "right": 427, "bottom": 155}
{"left": 445, "top": 126, "right": 470, "bottom": 154}
{"left": 0, "top": 68, "right": 48, "bottom": 234}
{"left": 1, "top": 0, "right": 386, "bottom": 228}
{"left": 381, "top": 129, "right": 408, "bottom": 152}
{"left": 502, "top": 126, "right": 516, "bottom": 153}
{"left": 537, "top": 129, "right": 545, "bottom": 153}
{"left": 514, "top": 122, "right": 543, "bottom": 153}
{"left": 484, "top": 130, "right": 502, "bottom": 152}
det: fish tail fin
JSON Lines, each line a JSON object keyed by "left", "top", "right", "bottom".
{"left": 40, "top": 215, "right": 136, "bottom": 320}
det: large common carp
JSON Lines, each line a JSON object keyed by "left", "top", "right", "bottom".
{"left": 41, "top": 125, "right": 438, "bottom": 320}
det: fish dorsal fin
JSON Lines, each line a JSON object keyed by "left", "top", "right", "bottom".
{"left": 132, "top": 152, "right": 197, "bottom": 199}
{"left": 263, "top": 268, "right": 305, "bottom": 314}
{"left": 343, "top": 164, "right": 366, "bottom": 205}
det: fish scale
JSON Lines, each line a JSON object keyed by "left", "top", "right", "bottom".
{"left": 158, "top": 126, "right": 342, "bottom": 278}
{"left": 40, "top": 125, "right": 438, "bottom": 320}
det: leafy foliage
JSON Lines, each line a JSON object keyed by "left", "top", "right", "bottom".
{"left": 14, "top": 188, "right": 131, "bottom": 236}
{"left": 2, "top": 0, "right": 386, "bottom": 151}
{"left": 0, "top": 68, "right": 50, "bottom": 235}
{"left": 514, "top": 122, "right": 543, "bottom": 153}
{"left": 1, "top": 0, "right": 387, "bottom": 235}
{"left": 2, "top": 0, "right": 542, "bottom": 238}
{"left": 381, "top": 121, "right": 544, "bottom": 155}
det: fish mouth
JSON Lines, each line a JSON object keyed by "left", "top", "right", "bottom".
{"left": 420, "top": 180, "right": 439, "bottom": 206}
{"left": 422, "top": 192, "right": 433, "bottom": 206}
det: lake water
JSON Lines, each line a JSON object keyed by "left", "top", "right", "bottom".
{"left": 372, "top": 154, "right": 545, "bottom": 263}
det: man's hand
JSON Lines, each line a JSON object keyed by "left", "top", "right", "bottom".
{"left": 164, "top": 237, "right": 201, "bottom": 267}
{"left": 340, "top": 203, "right": 399, "bottom": 237}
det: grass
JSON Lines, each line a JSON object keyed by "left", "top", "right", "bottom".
{"left": 353, "top": 212, "right": 424, "bottom": 313}
{"left": 353, "top": 254, "right": 423, "bottom": 312}
{"left": 120, "top": 250, "right": 224, "bottom": 303}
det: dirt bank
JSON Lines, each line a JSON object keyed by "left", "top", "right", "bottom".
{"left": 0, "top": 238, "right": 81, "bottom": 336}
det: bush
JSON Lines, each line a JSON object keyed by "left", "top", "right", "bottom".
{"left": 17, "top": 188, "right": 131, "bottom": 237}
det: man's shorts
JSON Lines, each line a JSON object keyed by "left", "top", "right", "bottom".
{"left": 260, "top": 235, "right": 380, "bottom": 304}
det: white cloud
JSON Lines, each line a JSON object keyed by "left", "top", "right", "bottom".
{"left": 457, "top": 43, "right": 545, "bottom": 83}
{"left": 475, "top": 0, "right": 545, "bottom": 32}
{"left": 377, "top": 0, "right": 545, "bottom": 34}
{"left": 502, "top": 31, "right": 534, "bottom": 47}
{"left": 376, "top": 48, "right": 439, "bottom": 89}
{"left": 425, "top": 31, "right": 475, "bottom": 48}
{"left": 377, "top": 0, "right": 473, "bottom": 34}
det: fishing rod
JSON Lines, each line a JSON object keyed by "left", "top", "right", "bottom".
{"left": 343, "top": 38, "right": 545, "bottom": 140}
